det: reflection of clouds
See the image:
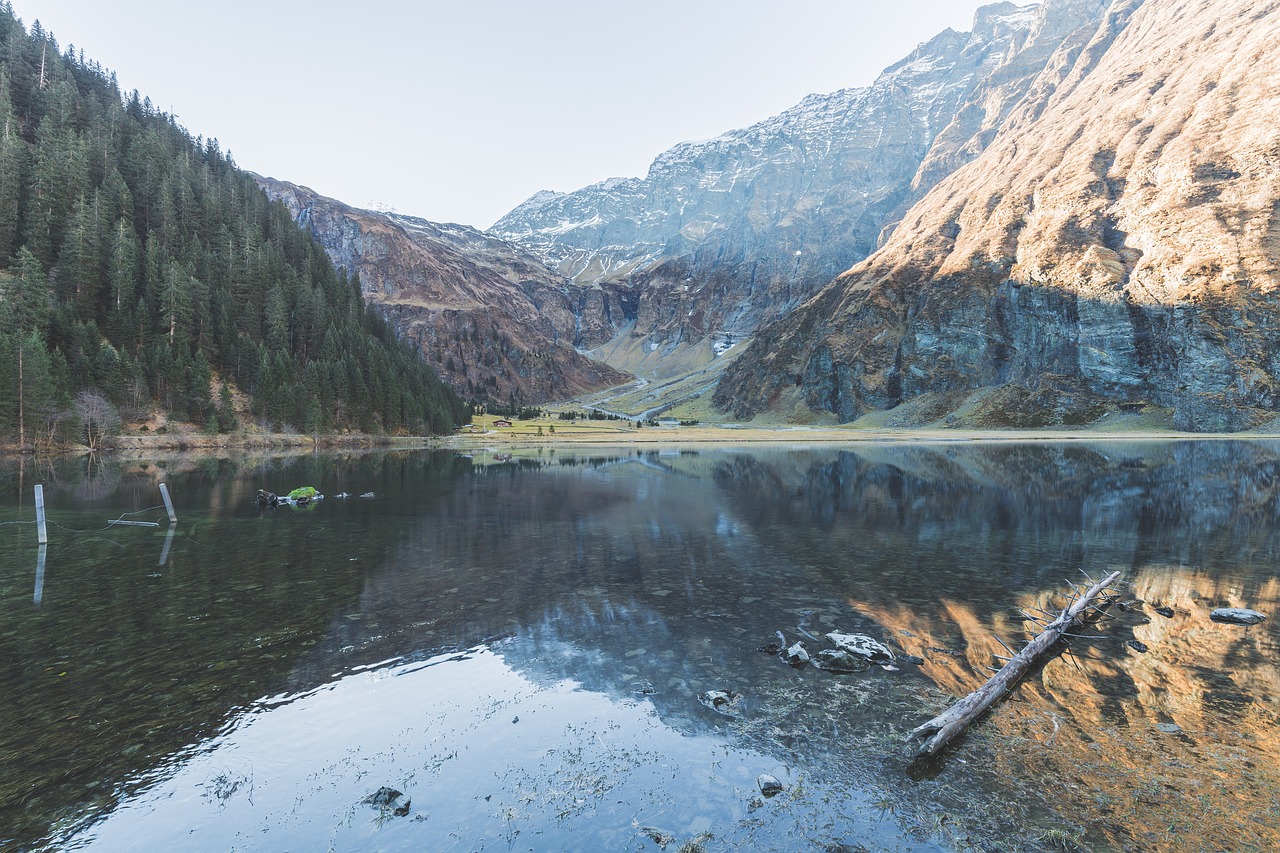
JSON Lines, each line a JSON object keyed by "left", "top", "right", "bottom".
{"left": 67, "top": 649, "right": 792, "bottom": 852}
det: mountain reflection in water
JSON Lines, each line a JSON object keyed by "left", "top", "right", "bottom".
{"left": 1, "top": 442, "right": 1277, "bottom": 851}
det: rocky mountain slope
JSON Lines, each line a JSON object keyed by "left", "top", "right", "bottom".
{"left": 716, "top": 0, "right": 1280, "bottom": 432}
{"left": 258, "top": 178, "right": 628, "bottom": 404}
{"left": 492, "top": 2, "right": 1107, "bottom": 379}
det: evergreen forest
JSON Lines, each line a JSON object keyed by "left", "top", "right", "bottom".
{"left": 0, "top": 5, "right": 470, "bottom": 447}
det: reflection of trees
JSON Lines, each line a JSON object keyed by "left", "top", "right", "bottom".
{"left": 74, "top": 453, "right": 123, "bottom": 502}
{"left": 2, "top": 450, "right": 468, "bottom": 850}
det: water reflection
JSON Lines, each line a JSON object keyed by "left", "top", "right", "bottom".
{"left": 33, "top": 543, "right": 46, "bottom": 604}
{"left": 1, "top": 442, "right": 1277, "bottom": 851}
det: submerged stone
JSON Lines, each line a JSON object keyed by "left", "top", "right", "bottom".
{"left": 638, "top": 826, "right": 675, "bottom": 846}
{"left": 697, "top": 689, "right": 743, "bottom": 717}
{"left": 1210, "top": 607, "right": 1266, "bottom": 625}
{"left": 1154, "top": 605, "right": 1175, "bottom": 618}
{"left": 812, "top": 649, "right": 870, "bottom": 674}
{"left": 826, "top": 632, "right": 895, "bottom": 662}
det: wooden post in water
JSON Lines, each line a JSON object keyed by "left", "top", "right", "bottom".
{"left": 34, "top": 544, "right": 46, "bottom": 604}
{"left": 34, "top": 484, "right": 47, "bottom": 545}
{"left": 159, "top": 483, "right": 177, "bottom": 524}
{"left": 158, "top": 525, "right": 176, "bottom": 566}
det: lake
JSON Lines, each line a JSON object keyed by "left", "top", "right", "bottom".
{"left": 1, "top": 441, "right": 1277, "bottom": 851}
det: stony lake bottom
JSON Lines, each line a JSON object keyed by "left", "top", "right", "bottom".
{"left": 1, "top": 441, "right": 1277, "bottom": 852}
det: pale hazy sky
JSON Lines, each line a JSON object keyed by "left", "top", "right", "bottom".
{"left": 13, "top": 1, "right": 992, "bottom": 228}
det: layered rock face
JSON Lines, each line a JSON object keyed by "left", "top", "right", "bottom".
{"left": 258, "top": 178, "right": 628, "bottom": 404}
{"left": 716, "top": 0, "right": 1280, "bottom": 431}
{"left": 493, "top": 3, "right": 1102, "bottom": 375}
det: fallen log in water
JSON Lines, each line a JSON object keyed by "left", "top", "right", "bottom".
{"left": 908, "top": 570, "right": 1122, "bottom": 757}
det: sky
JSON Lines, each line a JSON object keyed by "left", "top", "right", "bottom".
{"left": 12, "top": 1, "right": 992, "bottom": 229}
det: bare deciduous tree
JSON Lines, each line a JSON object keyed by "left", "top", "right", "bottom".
{"left": 74, "top": 389, "right": 121, "bottom": 450}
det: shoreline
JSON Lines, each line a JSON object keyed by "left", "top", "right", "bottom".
{"left": 442, "top": 423, "right": 1280, "bottom": 447}
{"left": 4, "top": 424, "right": 1280, "bottom": 459}
{"left": 0, "top": 432, "right": 443, "bottom": 458}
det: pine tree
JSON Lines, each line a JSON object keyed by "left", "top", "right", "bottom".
{"left": 6, "top": 246, "right": 48, "bottom": 334}
{"left": 0, "top": 70, "right": 25, "bottom": 260}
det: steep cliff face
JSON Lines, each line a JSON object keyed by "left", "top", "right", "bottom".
{"left": 716, "top": 0, "right": 1280, "bottom": 431}
{"left": 258, "top": 178, "right": 629, "bottom": 404}
{"left": 492, "top": 2, "right": 1105, "bottom": 377}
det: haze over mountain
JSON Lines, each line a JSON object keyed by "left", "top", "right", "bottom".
{"left": 277, "top": 0, "right": 1120, "bottom": 410}
{"left": 490, "top": 1, "right": 1106, "bottom": 381}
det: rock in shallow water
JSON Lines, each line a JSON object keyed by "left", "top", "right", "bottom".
{"left": 825, "top": 632, "right": 895, "bottom": 662}
{"left": 1210, "top": 607, "right": 1267, "bottom": 625}
{"left": 812, "top": 649, "right": 870, "bottom": 674}
{"left": 697, "top": 689, "right": 743, "bottom": 717}
{"left": 638, "top": 826, "right": 675, "bottom": 846}
{"left": 757, "top": 774, "right": 785, "bottom": 798}
{"left": 364, "top": 786, "right": 407, "bottom": 812}
{"left": 363, "top": 787, "right": 401, "bottom": 808}
{"left": 782, "top": 642, "right": 810, "bottom": 668}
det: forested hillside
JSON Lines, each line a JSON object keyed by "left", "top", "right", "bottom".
{"left": 0, "top": 4, "right": 468, "bottom": 446}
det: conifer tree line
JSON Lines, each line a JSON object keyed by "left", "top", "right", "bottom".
{"left": 0, "top": 5, "right": 469, "bottom": 445}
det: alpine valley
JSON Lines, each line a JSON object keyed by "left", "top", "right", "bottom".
{"left": 267, "top": 0, "right": 1280, "bottom": 432}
